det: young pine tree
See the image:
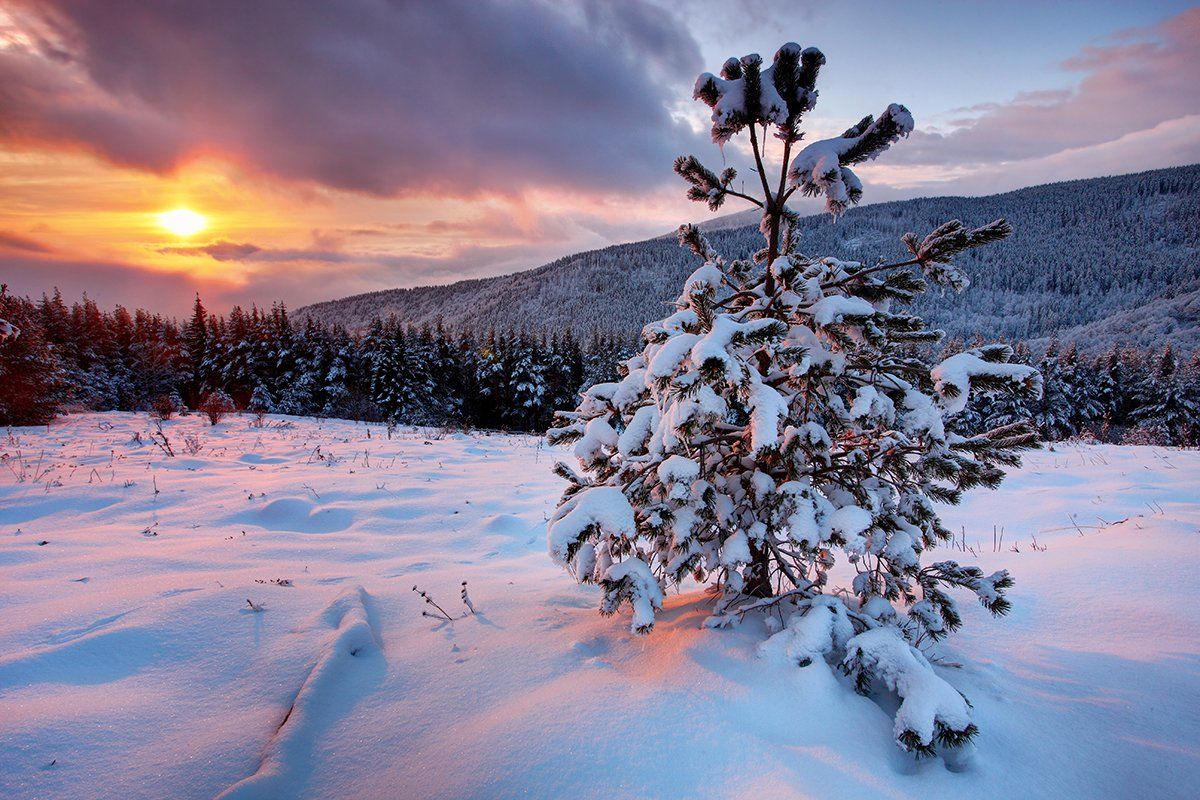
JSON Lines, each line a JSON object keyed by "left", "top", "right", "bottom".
{"left": 547, "top": 43, "right": 1041, "bottom": 757}
{"left": 248, "top": 384, "right": 274, "bottom": 425}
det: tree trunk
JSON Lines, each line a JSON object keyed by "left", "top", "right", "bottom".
{"left": 744, "top": 540, "right": 774, "bottom": 598}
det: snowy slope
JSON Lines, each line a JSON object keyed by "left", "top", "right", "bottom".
{"left": 1, "top": 413, "right": 1197, "bottom": 799}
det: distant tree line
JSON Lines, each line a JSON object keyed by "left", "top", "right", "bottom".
{"left": 1, "top": 286, "right": 1196, "bottom": 445}
{"left": 0, "top": 286, "right": 633, "bottom": 430}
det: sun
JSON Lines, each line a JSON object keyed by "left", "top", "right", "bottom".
{"left": 157, "top": 208, "right": 208, "bottom": 237}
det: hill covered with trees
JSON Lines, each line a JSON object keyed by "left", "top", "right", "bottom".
{"left": 298, "top": 165, "right": 1200, "bottom": 350}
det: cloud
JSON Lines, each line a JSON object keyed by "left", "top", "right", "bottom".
{"left": 894, "top": 8, "right": 1200, "bottom": 166}
{"left": 0, "top": 230, "right": 54, "bottom": 253}
{"left": 0, "top": 253, "right": 220, "bottom": 313}
{"left": 860, "top": 114, "right": 1200, "bottom": 202}
{"left": 3, "top": 213, "right": 666, "bottom": 317}
{"left": 0, "top": 0, "right": 705, "bottom": 197}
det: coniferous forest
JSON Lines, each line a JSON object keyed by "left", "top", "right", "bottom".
{"left": 1, "top": 284, "right": 1196, "bottom": 445}
{"left": 0, "top": 286, "right": 633, "bottom": 432}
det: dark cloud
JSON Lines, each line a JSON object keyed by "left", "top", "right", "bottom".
{"left": 1, "top": 0, "right": 705, "bottom": 196}
{"left": 0, "top": 230, "right": 54, "bottom": 253}
{"left": 159, "top": 242, "right": 359, "bottom": 265}
{"left": 895, "top": 8, "right": 1200, "bottom": 166}
{"left": 157, "top": 241, "right": 262, "bottom": 262}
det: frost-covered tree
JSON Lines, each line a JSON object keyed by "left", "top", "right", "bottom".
{"left": 547, "top": 43, "right": 1042, "bottom": 757}
{"left": 1032, "top": 340, "right": 1078, "bottom": 440}
{"left": 508, "top": 333, "right": 549, "bottom": 430}
{"left": 1058, "top": 343, "right": 1100, "bottom": 434}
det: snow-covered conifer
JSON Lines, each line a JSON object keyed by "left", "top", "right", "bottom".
{"left": 1032, "top": 340, "right": 1077, "bottom": 440}
{"left": 548, "top": 43, "right": 1041, "bottom": 757}
{"left": 1134, "top": 345, "right": 1198, "bottom": 445}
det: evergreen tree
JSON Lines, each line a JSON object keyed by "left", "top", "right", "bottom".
{"left": 0, "top": 286, "right": 67, "bottom": 425}
{"left": 217, "top": 306, "right": 257, "bottom": 404}
{"left": 183, "top": 294, "right": 210, "bottom": 406}
{"left": 1092, "top": 344, "right": 1126, "bottom": 440}
{"left": 1181, "top": 351, "right": 1200, "bottom": 447}
{"left": 1033, "top": 340, "right": 1075, "bottom": 440}
{"left": 249, "top": 384, "right": 274, "bottom": 416}
{"left": 475, "top": 329, "right": 510, "bottom": 428}
{"left": 430, "top": 321, "right": 465, "bottom": 424}
{"left": 508, "top": 332, "right": 548, "bottom": 430}
{"left": 547, "top": 43, "right": 1040, "bottom": 756}
{"left": 1059, "top": 343, "right": 1101, "bottom": 436}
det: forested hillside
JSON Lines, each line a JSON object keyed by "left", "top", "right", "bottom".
{"left": 299, "top": 165, "right": 1200, "bottom": 350}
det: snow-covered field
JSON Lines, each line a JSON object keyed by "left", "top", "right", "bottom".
{"left": 1, "top": 412, "right": 1197, "bottom": 800}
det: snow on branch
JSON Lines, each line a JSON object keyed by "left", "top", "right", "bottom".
{"left": 787, "top": 103, "right": 914, "bottom": 216}
{"left": 842, "top": 627, "right": 976, "bottom": 756}
{"left": 932, "top": 348, "right": 1043, "bottom": 415}
{"left": 547, "top": 486, "right": 635, "bottom": 566}
{"left": 600, "top": 558, "right": 665, "bottom": 635}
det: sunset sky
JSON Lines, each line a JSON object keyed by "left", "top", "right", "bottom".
{"left": 1, "top": 0, "right": 1197, "bottom": 316}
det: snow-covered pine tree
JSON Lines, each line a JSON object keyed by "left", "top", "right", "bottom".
{"left": 1059, "top": 343, "right": 1101, "bottom": 437}
{"left": 1092, "top": 344, "right": 1125, "bottom": 441}
{"left": 1033, "top": 340, "right": 1077, "bottom": 440}
{"left": 1182, "top": 350, "right": 1200, "bottom": 447}
{"left": 168, "top": 389, "right": 187, "bottom": 416}
{"left": 508, "top": 333, "right": 549, "bottom": 431}
{"left": 547, "top": 43, "right": 1042, "bottom": 757}
{"left": 320, "top": 340, "right": 353, "bottom": 419}
{"left": 183, "top": 294, "right": 209, "bottom": 406}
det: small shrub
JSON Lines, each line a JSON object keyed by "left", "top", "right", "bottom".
{"left": 150, "top": 394, "right": 177, "bottom": 420}
{"left": 199, "top": 390, "right": 235, "bottom": 426}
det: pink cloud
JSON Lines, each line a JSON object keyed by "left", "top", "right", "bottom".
{"left": 895, "top": 8, "right": 1200, "bottom": 166}
{"left": 0, "top": 230, "right": 54, "bottom": 254}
